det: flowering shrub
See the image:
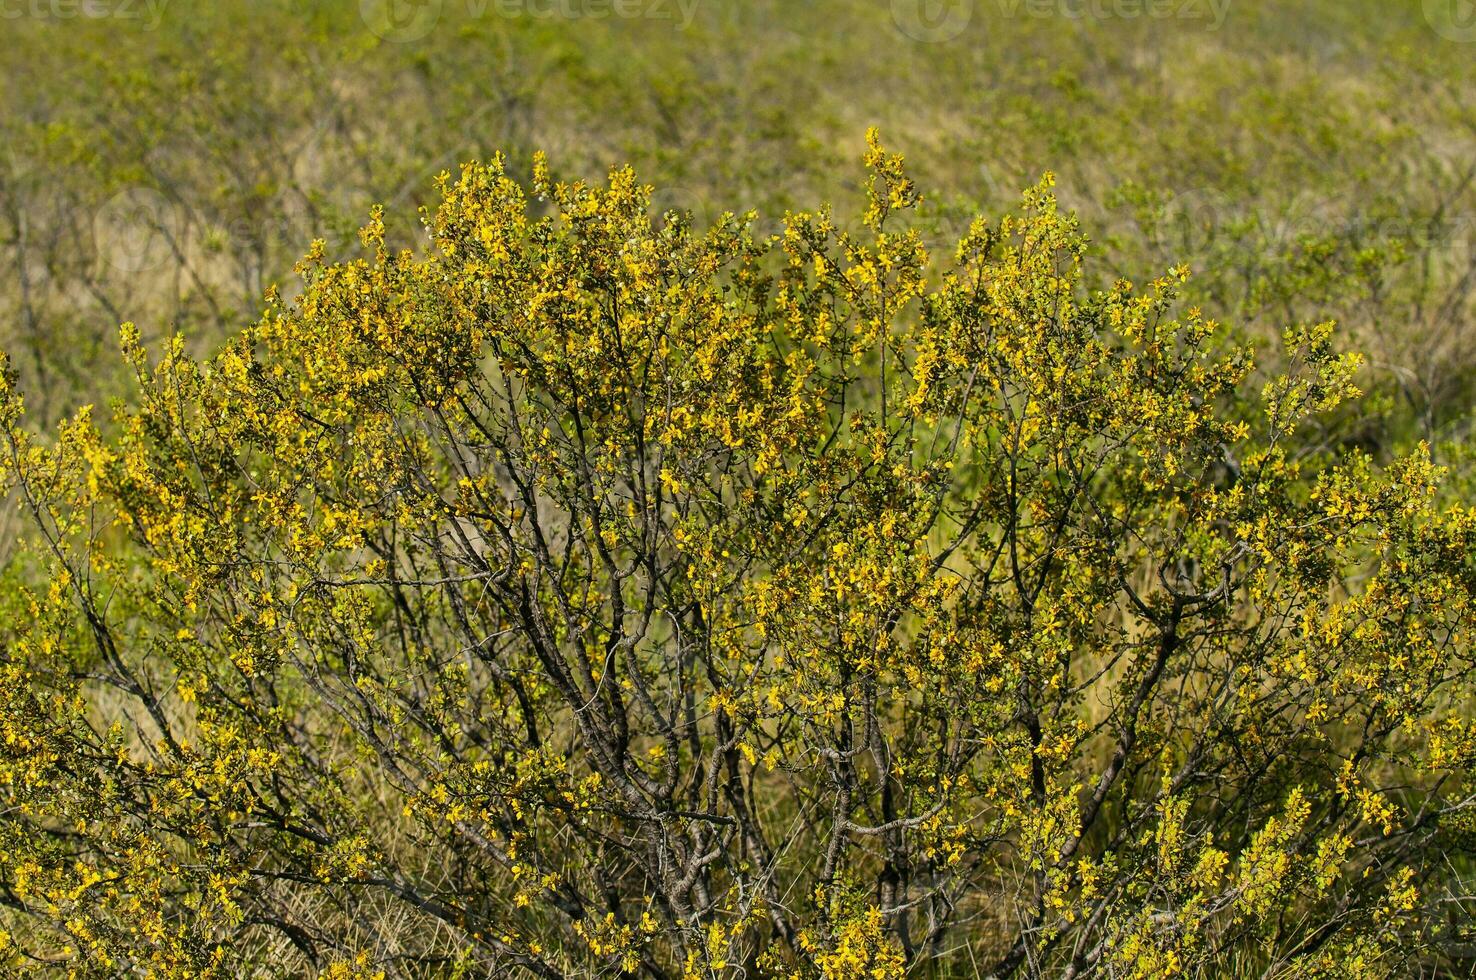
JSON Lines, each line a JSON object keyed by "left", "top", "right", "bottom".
{"left": 1, "top": 134, "right": 1474, "bottom": 977}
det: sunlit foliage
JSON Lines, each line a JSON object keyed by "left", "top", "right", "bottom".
{"left": 2, "top": 136, "right": 1474, "bottom": 977}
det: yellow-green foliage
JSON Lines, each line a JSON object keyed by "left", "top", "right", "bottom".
{"left": 5, "top": 0, "right": 1476, "bottom": 452}
{"left": 2, "top": 136, "right": 1475, "bottom": 977}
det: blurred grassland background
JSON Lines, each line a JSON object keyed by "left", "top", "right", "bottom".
{"left": 2, "top": 0, "right": 1475, "bottom": 454}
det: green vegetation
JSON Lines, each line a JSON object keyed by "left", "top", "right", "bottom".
{"left": 2, "top": 2, "right": 1476, "bottom": 976}
{"left": 5, "top": 2, "right": 1476, "bottom": 439}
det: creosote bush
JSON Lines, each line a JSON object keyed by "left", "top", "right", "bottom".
{"left": 1, "top": 134, "right": 1475, "bottom": 978}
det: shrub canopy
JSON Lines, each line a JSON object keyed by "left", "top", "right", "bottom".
{"left": 2, "top": 135, "right": 1475, "bottom": 978}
